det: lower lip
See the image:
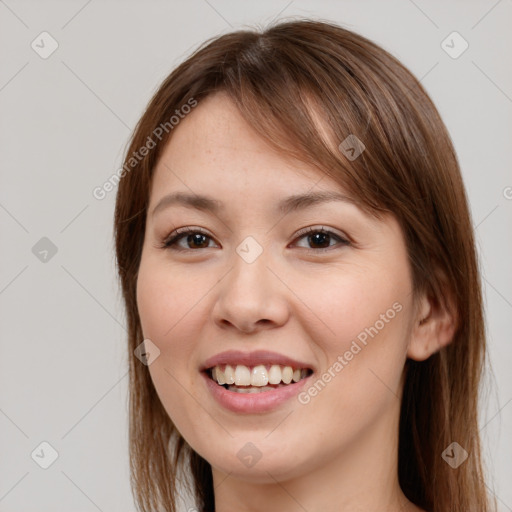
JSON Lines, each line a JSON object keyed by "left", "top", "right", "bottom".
{"left": 202, "top": 371, "right": 311, "bottom": 413}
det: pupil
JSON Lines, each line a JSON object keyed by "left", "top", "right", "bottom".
{"left": 189, "top": 233, "right": 208, "bottom": 248}
{"left": 310, "top": 232, "right": 329, "bottom": 248}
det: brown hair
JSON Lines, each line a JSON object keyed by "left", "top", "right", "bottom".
{"left": 114, "top": 18, "right": 495, "bottom": 512}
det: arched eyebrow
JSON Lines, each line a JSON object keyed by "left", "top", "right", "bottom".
{"left": 151, "top": 190, "right": 358, "bottom": 218}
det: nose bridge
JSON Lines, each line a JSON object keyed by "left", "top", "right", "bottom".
{"left": 227, "top": 236, "right": 273, "bottom": 301}
{"left": 213, "top": 235, "right": 289, "bottom": 331}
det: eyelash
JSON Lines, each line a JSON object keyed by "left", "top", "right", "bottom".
{"left": 158, "top": 226, "right": 351, "bottom": 253}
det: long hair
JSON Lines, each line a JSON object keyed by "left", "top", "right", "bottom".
{"left": 114, "top": 19, "right": 494, "bottom": 512}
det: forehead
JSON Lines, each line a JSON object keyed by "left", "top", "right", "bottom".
{"left": 145, "top": 93, "right": 396, "bottom": 241}
{"left": 150, "top": 92, "right": 342, "bottom": 202}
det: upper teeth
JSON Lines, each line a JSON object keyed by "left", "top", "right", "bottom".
{"left": 211, "top": 364, "right": 308, "bottom": 387}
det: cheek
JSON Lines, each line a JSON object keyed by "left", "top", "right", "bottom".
{"left": 136, "top": 259, "right": 211, "bottom": 430}
{"left": 135, "top": 259, "right": 207, "bottom": 401}
{"left": 295, "top": 265, "right": 407, "bottom": 351}
{"left": 136, "top": 256, "right": 206, "bottom": 341}
{"left": 294, "top": 266, "right": 411, "bottom": 409}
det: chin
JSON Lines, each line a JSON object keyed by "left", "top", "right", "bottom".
{"left": 201, "top": 443, "right": 313, "bottom": 483}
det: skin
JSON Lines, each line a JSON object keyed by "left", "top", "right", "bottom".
{"left": 136, "top": 91, "right": 455, "bottom": 512}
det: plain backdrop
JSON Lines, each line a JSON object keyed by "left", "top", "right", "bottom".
{"left": 0, "top": 1, "right": 511, "bottom": 511}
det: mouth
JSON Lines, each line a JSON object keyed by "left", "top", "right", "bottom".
{"left": 205, "top": 364, "right": 314, "bottom": 394}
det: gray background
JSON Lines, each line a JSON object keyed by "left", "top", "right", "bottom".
{"left": 0, "top": 1, "right": 511, "bottom": 511}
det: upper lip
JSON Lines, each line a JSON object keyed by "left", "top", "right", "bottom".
{"left": 200, "top": 350, "right": 314, "bottom": 372}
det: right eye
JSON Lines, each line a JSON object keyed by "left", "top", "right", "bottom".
{"left": 160, "top": 227, "right": 218, "bottom": 251}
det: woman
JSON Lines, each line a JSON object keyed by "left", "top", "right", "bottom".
{"left": 114, "top": 19, "right": 494, "bottom": 512}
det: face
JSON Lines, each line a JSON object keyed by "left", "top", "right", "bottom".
{"left": 136, "top": 92, "right": 418, "bottom": 483}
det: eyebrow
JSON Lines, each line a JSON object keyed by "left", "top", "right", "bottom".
{"left": 151, "top": 190, "right": 358, "bottom": 218}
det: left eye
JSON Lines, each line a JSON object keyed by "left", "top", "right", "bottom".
{"left": 293, "top": 227, "right": 350, "bottom": 251}
{"left": 161, "top": 226, "right": 350, "bottom": 252}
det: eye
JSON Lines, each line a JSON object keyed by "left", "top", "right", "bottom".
{"left": 292, "top": 226, "right": 350, "bottom": 252}
{"left": 159, "top": 225, "right": 350, "bottom": 253}
{"left": 160, "top": 226, "right": 217, "bottom": 251}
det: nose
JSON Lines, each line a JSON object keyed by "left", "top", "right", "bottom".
{"left": 212, "top": 247, "right": 290, "bottom": 334}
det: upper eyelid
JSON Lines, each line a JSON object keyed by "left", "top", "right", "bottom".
{"left": 294, "top": 225, "right": 347, "bottom": 239}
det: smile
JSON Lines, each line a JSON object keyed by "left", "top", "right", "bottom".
{"left": 208, "top": 364, "right": 313, "bottom": 393}
{"left": 200, "top": 350, "right": 315, "bottom": 412}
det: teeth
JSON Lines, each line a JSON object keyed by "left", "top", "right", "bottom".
{"left": 282, "top": 366, "right": 293, "bottom": 384}
{"left": 268, "top": 365, "right": 282, "bottom": 385}
{"left": 224, "top": 364, "right": 235, "bottom": 385}
{"left": 251, "top": 365, "right": 268, "bottom": 386}
{"left": 228, "top": 385, "right": 280, "bottom": 393}
{"left": 234, "top": 365, "right": 251, "bottom": 386}
{"left": 210, "top": 364, "right": 310, "bottom": 387}
{"left": 214, "top": 366, "right": 226, "bottom": 385}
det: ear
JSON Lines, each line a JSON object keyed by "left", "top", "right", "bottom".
{"left": 407, "top": 288, "right": 457, "bottom": 361}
